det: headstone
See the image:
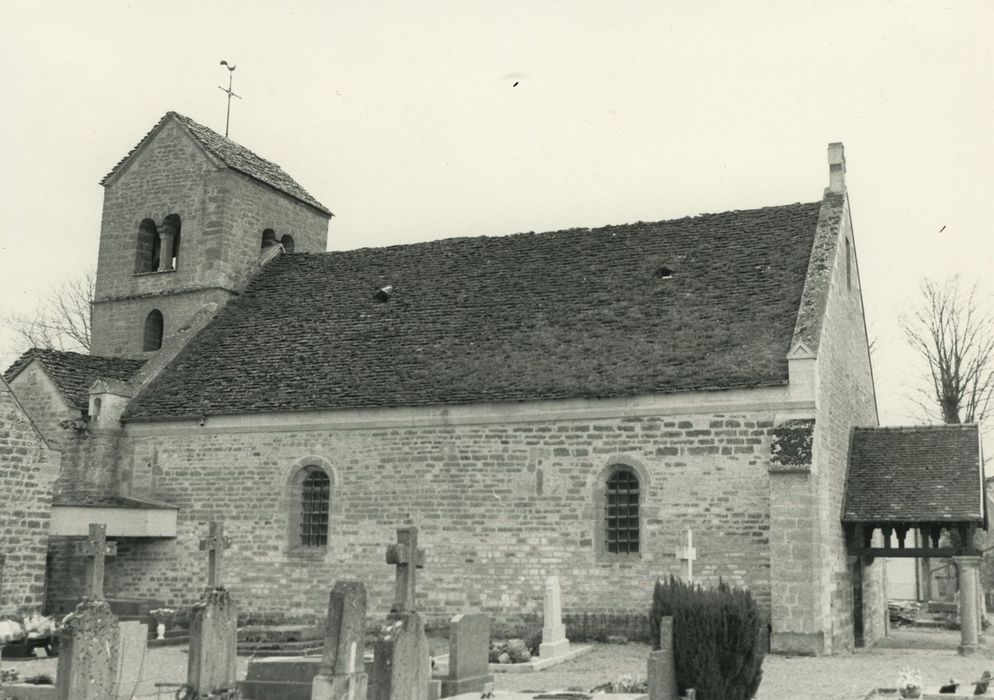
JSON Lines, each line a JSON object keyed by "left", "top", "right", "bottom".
{"left": 676, "top": 529, "right": 696, "bottom": 583}
{"left": 311, "top": 580, "right": 369, "bottom": 700}
{"left": 538, "top": 576, "right": 570, "bottom": 659}
{"left": 55, "top": 601, "right": 121, "bottom": 700}
{"left": 113, "top": 620, "right": 148, "bottom": 699}
{"left": 369, "top": 612, "right": 430, "bottom": 700}
{"left": 438, "top": 613, "right": 493, "bottom": 696}
{"left": 55, "top": 524, "right": 121, "bottom": 700}
{"left": 647, "top": 616, "right": 678, "bottom": 700}
{"left": 187, "top": 522, "right": 238, "bottom": 695}
{"left": 385, "top": 526, "right": 425, "bottom": 618}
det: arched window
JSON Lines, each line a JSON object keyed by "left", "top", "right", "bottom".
{"left": 300, "top": 470, "right": 330, "bottom": 546}
{"left": 161, "top": 214, "right": 181, "bottom": 270}
{"left": 143, "top": 310, "right": 164, "bottom": 351}
{"left": 280, "top": 234, "right": 295, "bottom": 253}
{"left": 605, "top": 467, "right": 640, "bottom": 554}
{"left": 261, "top": 228, "right": 277, "bottom": 249}
{"left": 135, "top": 219, "right": 160, "bottom": 273}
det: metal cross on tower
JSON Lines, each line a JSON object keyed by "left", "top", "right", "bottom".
{"left": 218, "top": 60, "right": 242, "bottom": 138}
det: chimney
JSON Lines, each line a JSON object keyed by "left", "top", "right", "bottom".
{"left": 827, "top": 142, "right": 846, "bottom": 193}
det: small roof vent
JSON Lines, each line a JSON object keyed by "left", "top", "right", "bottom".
{"left": 654, "top": 265, "right": 674, "bottom": 279}
{"left": 374, "top": 285, "right": 394, "bottom": 302}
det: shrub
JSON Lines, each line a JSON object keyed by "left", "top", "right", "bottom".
{"left": 523, "top": 629, "right": 543, "bottom": 657}
{"left": 649, "top": 576, "right": 765, "bottom": 700}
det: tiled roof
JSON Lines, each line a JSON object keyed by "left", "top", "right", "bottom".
{"left": 101, "top": 111, "right": 332, "bottom": 216}
{"left": 843, "top": 425, "right": 984, "bottom": 523}
{"left": 3, "top": 349, "right": 146, "bottom": 411}
{"left": 125, "top": 201, "right": 822, "bottom": 419}
{"left": 51, "top": 494, "right": 178, "bottom": 510}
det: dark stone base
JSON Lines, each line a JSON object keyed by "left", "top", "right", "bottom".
{"left": 439, "top": 673, "right": 495, "bottom": 696}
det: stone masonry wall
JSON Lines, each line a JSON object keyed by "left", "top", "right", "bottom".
{"left": 91, "top": 117, "right": 330, "bottom": 358}
{"left": 0, "top": 379, "right": 57, "bottom": 616}
{"left": 811, "top": 196, "right": 880, "bottom": 653}
{"left": 92, "top": 409, "right": 777, "bottom": 628}
{"left": 6, "top": 361, "right": 77, "bottom": 448}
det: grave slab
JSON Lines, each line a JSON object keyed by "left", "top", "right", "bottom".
{"left": 312, "top": 580, "right": 368, "bottom": 700}
{"left": 434, "top": 613, "right": 494, "bottom": 697}
{"left": 487, "top": 643, "right": 594, "bottom": 673}
{"left": 187, "top": 587, "right": 238, "bottom": 695}
{"left": 54, "top": 599, "right": 121, "bottom": 700}
{"left": 369, "top": 612, "right": 430, "bottom": 700}
{"left": 114, "top": 620, "right": 148, "bottom": 699}
{"left": 447, "top": 693, "right": 647, "bottom": 700}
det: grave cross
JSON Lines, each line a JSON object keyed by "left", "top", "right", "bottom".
{"left": 75, "top": 523, "right": 117, "bottom": 600}
{"left": 199, "top": 521, "right": 231, "bottom": 588}
{"left": 675, "top": 529, "right": 697, "bottom": 583}
{"left": 385, "top": 526, "right": 425, "bottom": 615}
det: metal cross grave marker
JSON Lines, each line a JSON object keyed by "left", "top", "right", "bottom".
{"left": 385, "top": 526, "right": 425, "bottom": 615}
{"left": 75, "top": 523, "right": 117, "bottom": 600}
{"left": 676, "top": 528, "right": 697, "bottom": 583}
{"left": 199, "top": 521, "right": 231, "bottom": 588}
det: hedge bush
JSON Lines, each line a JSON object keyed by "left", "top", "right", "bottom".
{"left": 649, "top": 576, "right": 765, "bottom": 700}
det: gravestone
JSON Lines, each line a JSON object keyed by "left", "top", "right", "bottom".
{"left": 538, "top": 576, "right": 570, "bottom": 659}
{"left": 369, "top": 613, "right": 430, "bottom": 700}
{"left": 55, "top": 523, "right": 121, "bottom": 700}
{"left": 187, "top": 521, "right": 238, "bottom": 696}
{"left": 114, "top": 620, "right": 148, "bottom": 699}
{"left": 311, "top": 580, "right": 368, "bottom": 700}
{"left": 385, "top": 526, "right": 425, "bottom": 618}
{"left": 438, "top": 613, "right": 493, "bottom": 697}
{"left": 676, "top": 529, "right": 696, "bottom": 583}
{"left": 647, "top": 616, "right": 677, "bottom": 700}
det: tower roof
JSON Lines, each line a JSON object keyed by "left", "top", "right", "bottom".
{"left": 101, "top": 111, "right": 332, "bottom": 216}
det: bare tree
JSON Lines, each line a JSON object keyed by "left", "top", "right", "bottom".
{"left": 901, "top": 276, "right": 994, "bottom": 425}
{"left": 5, "top": 270, "right": 94, "bottom": 354}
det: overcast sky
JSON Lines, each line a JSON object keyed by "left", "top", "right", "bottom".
{"left": 1, "top": 1, "right": 992, "bottom": 431}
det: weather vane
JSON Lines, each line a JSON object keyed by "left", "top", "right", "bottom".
{"left": 218, "top": 60, "right": 241, "bottom": 138}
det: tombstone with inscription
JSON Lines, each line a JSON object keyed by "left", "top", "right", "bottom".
{"left": 187, "top": 521, "right": 238, "bottom": 697}
{"left": 538, "top": 576, "right": 570, "bottom": 659}
{"left": 55, "top": 523, "right": 121, "bottom": 700}
{"left": 311, "top": 580, "right": 368, "bottom": 700}
{"left": 437, "top": 613, "right": 493, "bottom": 697}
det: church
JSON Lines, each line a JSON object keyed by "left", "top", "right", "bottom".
{"left": 1, "top": 111, "right": 986, "bottom": 656}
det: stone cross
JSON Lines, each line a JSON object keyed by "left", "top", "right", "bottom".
{"left": 75, "top": 523, "right": 117, "bottom": 600}
{"left": 676, "top": 529, "right": 697, "bottom": 583}
{"left": 539, "top": 575, "right": 570, "bottom": 659}
{"left": 385, "top": 527, "right": 425, "bottom": 616}
{"left": 199, "top": 521, "right": 231, "bottom": 588}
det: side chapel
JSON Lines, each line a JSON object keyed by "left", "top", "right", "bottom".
{"left": 2, "top": 112, "right": 986, "bottom": 656}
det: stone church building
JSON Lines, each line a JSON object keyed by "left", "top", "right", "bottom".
{"left": 3, "top": 111, "right": 984, "bottom": 656}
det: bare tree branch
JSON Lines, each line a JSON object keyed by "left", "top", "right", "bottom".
{"left": 4, "top": 270, "right": 93, "bottom": 354}
{"left": 901, "top": 276, "right": 994, "bottom": 426}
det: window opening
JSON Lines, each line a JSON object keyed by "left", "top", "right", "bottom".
{"left": 605, "top": 468, "right": 640, "bottom": 554}
{"left": 261, "top": 228, "right": 277, "bottom": 249}
{"left": 162, "top": 214, "right": 181, "bottom": 270}
{"left": 143, "top": 310, "right": 164, "bottom": 351}
{"left": 135, "top": 219, "right": 160, "bottom": 273}
{"left": 300, "top": 470, "right": 330, "bottom": 547}
{"left": 280, "top": 234, "right": 295, "bottom": 253}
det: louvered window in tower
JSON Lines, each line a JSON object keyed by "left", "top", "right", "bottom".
{"left": 605, "top": 468, "right": 640, "bottom": 554}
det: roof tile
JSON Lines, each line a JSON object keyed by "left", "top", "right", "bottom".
{"left": 4, "top": 349, "right": 146, "bottom": 411}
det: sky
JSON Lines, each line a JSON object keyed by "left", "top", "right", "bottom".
{"left": 1, "top": 1, "right": 992, "bottom": 431}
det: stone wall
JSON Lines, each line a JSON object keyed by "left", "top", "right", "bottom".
{"left": 91, "top": 116, "right": 330, "bottom": 358}
{"left": 0, "top": 378, "right": 57, "bottom": 616}
{"left": 88, "top": 400, "right": 781, "bottom": 628}
{"left": 5, "top": 360, "right": 77, "bottom": 448}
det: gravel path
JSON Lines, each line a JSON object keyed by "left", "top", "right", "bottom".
{"left": 3, "top": 630, "right": 993, "bottom": 699}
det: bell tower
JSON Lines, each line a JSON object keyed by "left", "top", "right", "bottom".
{"left": 90, "top": 112, "right": 331, "bottom": 359}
